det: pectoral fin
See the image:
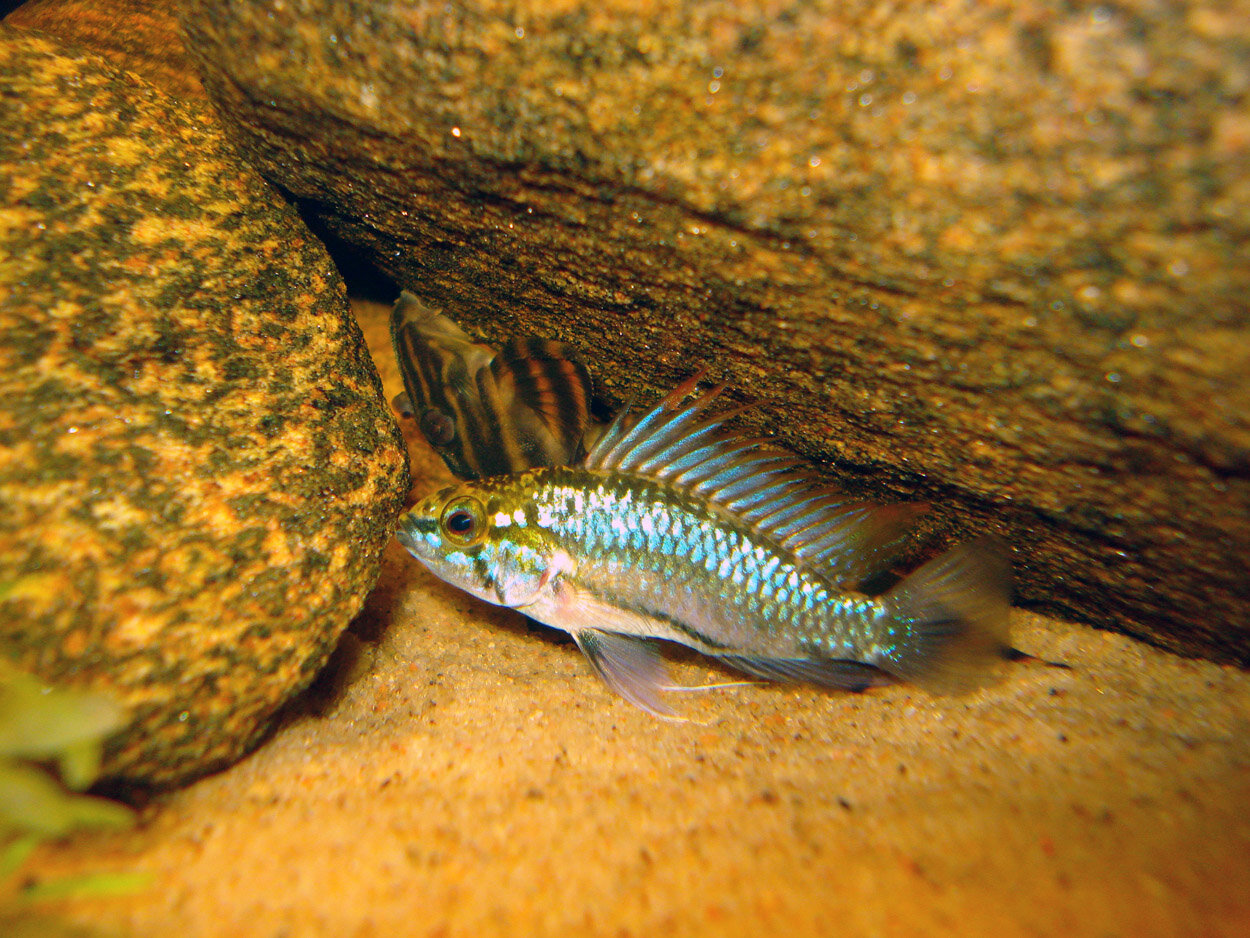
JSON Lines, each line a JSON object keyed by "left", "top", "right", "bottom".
{"left": 572, "top": 629, "right": 677, "bottom": 719}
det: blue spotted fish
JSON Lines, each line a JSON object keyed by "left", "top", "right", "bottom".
{"left": 396, "top": 374, "right": 1012, "bottom": 715}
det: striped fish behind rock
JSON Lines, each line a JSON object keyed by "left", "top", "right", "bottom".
{"left": 390, "top": 291, "right": 593, "bottom": 479}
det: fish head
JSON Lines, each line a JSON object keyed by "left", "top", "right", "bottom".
{"left": 395, "top": 478, "right": 556, "bottom": 610}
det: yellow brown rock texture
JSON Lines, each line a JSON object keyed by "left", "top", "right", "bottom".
{"left": 0, "top": 29, "right": 409, "bottom": 785}
{"left": 6, "top": 0, "right": 205, "bottom": 99}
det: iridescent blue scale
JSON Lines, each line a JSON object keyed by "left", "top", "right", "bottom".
{"left": 523, "top": 469, "right": 883, "bottom": 663}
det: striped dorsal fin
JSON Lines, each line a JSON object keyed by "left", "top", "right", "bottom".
{"left": 494, "top": 337, "right": 593, "bottom": 470}
{"left": 584, "top": 374, "right": 925, "bottom": 585}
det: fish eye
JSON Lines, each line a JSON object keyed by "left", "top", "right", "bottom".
{"left": 420, "top": 408, "right": 456, "bottom": 447}
{"left": 439, "top": 496, "right": 486, "bottom": 546}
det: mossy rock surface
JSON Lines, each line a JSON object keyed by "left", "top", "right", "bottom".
{"left": 0, "top": 29, "right": 409, "bottom": 785}
{"left": 5, "top": 0, "right": 204, "bottom": 99}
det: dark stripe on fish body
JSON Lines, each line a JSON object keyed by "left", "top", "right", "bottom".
{"left": 394, "top": 317, "right": 436, "bottom": 418}
{"left": 632, "top": 604, "right": 735, "bottom": 651}
{"left": 507, "top": 339, "right": 592, "bottom": 436}
{"left": 472, "top": 366, "right": 529, "bottom": 474}
{"left": 394, "top": 315, "right": 478, "bottom": 471}
{"left": 471, "top": 550, "right": 494, "bottom": 595}
{"left": 498, "top": 338, "right": 593, "bottom": 463}
{"left": 549, "top": 357, "right": 591, "bottom": 441}
{"left": 436, "top": 351, "right": 489, "bottom": 479}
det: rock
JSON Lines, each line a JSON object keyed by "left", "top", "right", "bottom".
{"left": 5, "top": 0, "right": 204, "bottom": 99}
{"left": 0, "top": 27, "right": 410, "bottom": 786}
{"left": 177, "top": 0, "right": 1249, "bottom": 665}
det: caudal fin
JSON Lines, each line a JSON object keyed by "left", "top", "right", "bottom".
{"left": 877, "top": 536, "right": 1012, "bottom": 693}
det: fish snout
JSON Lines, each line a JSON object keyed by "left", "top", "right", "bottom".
{"left": 395, "top": 509, "right": 441, "bottom": 557}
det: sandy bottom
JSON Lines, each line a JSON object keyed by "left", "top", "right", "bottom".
{"left": 6, "top": 300, "right": 1248, "bottom": 937}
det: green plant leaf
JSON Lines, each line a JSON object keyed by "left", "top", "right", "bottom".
{"left": 0, "top": 670, "right": 126, "bottom": 763}
{"left": 21, "top": 870, "right": 152, "bottom": 902}
{"left": 0, "top": 833, "right": 40, "bottom": 879}
{"left": 0, "top": 762, "right": 132, "bottom": 839}
{"left": 54, "top": 742, "right": 103, "bottom": 794}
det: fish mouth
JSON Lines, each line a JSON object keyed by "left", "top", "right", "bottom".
{"left": 394, "top": 509, "right": 439, "bottom": 557}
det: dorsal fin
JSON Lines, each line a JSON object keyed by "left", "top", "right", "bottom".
{"left": 492, "top": 337, "right": 593, "bottom": 467}
{"left": 584, "top": 377, "right": 925, "bottom": 585}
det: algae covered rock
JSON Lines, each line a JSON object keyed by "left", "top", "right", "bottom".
{"left": 180, "top": 0, "right": 1250, "bottom": 664}
{"left": 0, "top": 29, "right": 409, "bottom": 785}
{"left": 4, "top": 0, "right": 204, "bottom": 99}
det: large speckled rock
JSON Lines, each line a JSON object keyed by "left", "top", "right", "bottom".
{"left": 179, "top": 0, "right": 1250, "bottom": 665}
{"left": 0, "top": 28, "right": 409, "bottom": 786}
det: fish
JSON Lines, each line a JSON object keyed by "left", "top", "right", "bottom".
{"left": 396, "top": 374, "right": 1012, "bottom": 715}
{"left": 390, "top": 291, "right": 594, "bottom": 479}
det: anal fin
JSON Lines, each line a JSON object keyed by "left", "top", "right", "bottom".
{"left": 718, "top": 655, "right": 891, "bottom": 693}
